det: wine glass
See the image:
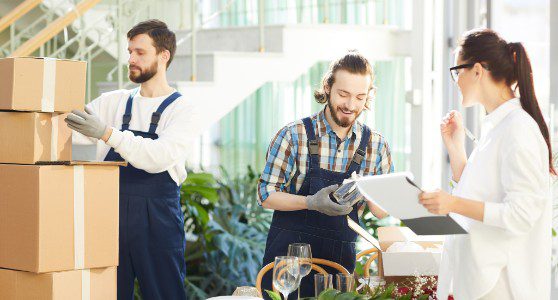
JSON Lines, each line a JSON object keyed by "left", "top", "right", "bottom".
{"left": 287, "top": 243, "right": 312, "bottom": 299}
{"left": 273, "top": 256, "right": 300, "bottom": 300}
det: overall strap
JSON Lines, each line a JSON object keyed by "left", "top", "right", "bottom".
{"left": 347, "top": 125, "right": 371, "bottom": 175}
{"left": 302, "top": 117, "right": 320, "bottom": 170}
{"left": 148, "top": 91, "right": 182, "bottom": 134}
{"left": 121, "top": 88, "right": 139, "bottom": 131}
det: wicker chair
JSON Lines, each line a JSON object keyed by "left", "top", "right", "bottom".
{"left": 255, "top": 258, "right": 350, "bottom": 297}
{"left": 355, "top": 248, "right": 381, "bottom": 277}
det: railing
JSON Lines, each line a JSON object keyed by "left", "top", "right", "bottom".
{"left": 0, "top": 0, "right": 42, "bottom": 33}
{"left": 11, "top": 0, "right": 104, "bottom": 57}
{"left": 0, "top": 0, "right": 398, "bottom": 100}
{"left": 0, "top": 1, "right": 69, "bottom": 56}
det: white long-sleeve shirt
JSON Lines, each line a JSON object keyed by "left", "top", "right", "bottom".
{"left": 73, "top": 87, "right": 200, "bottom": 185}
{"left": 437, "top": 98, "right": 551, "bottom": 300}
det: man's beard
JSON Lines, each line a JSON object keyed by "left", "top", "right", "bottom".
{"left": 129, "top": 61, "right": 158, "bottom": 83}
{"left": 327, "top": 98, "right": 362, "bottom": 128}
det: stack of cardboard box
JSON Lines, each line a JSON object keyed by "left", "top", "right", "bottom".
{"left": 0, "top": 57, "right": 119, "bottom": 300}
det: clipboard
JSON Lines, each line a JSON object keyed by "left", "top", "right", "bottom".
{"left": 347, "top": 217, "right": 381, "bottom": 251}
{"left": 356, "top": 172, "right": 468, "bottom": 235}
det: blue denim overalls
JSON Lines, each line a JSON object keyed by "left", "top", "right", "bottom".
{"left": 104, "top": 89, "right": 187, "bottom": 300}
{"left": 261, "top": 117, "right": 371, "bottom": 299}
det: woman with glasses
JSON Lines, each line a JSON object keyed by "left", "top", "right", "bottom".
{"left": 418, "top": 28, "right": 554, "bottom": 299}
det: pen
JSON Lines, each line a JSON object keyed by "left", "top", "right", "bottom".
{"left": 464, "top": 127, "right": 478, "bottom": 145}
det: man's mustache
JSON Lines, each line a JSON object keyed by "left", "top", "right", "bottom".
{"left": 337, "top": 107, "right": 356, "bottom": 114}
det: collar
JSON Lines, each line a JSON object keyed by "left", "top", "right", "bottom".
{"left": 481, "top": 98, "right": 521, "bottom": 139}
{"left": 316, "top": 107, "right": 360, "bottom": 140}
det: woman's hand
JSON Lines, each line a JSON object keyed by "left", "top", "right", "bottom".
{"left": 418, "top": 189, "right": 457, "bottom": 215}
{"left": 440, "top": 110, "right": 465, "bottom": 152}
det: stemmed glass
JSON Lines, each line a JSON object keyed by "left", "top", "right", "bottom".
{"left": 273, "top": 256, "right": 301, "bottom": 300}
{"left": 287, "top": 243, "right": 312, "bottom": 299}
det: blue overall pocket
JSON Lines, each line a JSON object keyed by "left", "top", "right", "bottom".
{"left": 147, "top": 196, "right": 185, "bottom": 250}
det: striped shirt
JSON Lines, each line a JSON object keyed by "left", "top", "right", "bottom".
{"left": 258, "top": 108, "right": 394, "bottom": 205}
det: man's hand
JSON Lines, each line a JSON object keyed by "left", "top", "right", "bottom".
{"left": 306, "top": 184, "right": 353, "bottom": 216}
{"left": 65, "top": 107, "right": 109, "bottom": 140}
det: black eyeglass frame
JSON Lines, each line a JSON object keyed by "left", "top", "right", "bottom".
{"left": 449, "top": 62, "right": 491, "bottom": 82}
{"left": 449, "top": 63, "right": 475, "bottom": 82}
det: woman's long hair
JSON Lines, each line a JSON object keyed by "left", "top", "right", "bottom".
{"left": 459, "top": 28, "right": 555, "bottom": 174}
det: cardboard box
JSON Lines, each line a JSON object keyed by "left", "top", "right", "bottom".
{"left": 0, "top": 57, "right": 86, "bottom": 112}
{"left": 0, "top": 267, "right": 116, "bottom": 300}
{"left": 0, "top": 163, "right": 119, "bottom": 273}
{"left": 378, "top": 227, "right": 443, "bottom": 277}
{"left": 0, "top": 111, "right": 71, "bottom": 164}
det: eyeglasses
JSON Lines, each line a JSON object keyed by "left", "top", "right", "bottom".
{"left": 449, "top": 63, "right": 475, "bottom": 82}
{"left": 449, "top": 63, "right": 490, "bottom": 82}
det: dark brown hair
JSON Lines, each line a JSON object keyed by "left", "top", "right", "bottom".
{"left": 127, "top": 19, "right": 176, "bottom": 69}
{"left": 459, "top": 28, "right": 555, "bottom": 174}
{"left": 314, "top": 50, "right": 376, "bottom": 110}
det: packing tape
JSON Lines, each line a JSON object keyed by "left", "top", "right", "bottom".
{"left": 74, "top": 165, "right": 85, "bottom": 270}
{"left": 41, "top": 58, "right": 56, "bottom": 112}
{"left": 82, "top": 269, "right": 90, "bottom": 300}
{"left": 50, "top": 115, "right": 58, "bottom": 161}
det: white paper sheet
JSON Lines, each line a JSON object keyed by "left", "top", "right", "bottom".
{"left": 355, "top": 172, "right": 435, "bottom": 220}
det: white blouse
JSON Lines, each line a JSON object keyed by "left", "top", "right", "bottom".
{"left": 437, "top": 99, "right": 552, "bottom": 300}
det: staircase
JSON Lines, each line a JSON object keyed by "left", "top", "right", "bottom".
{"left": 100, "top": 24, "right": 412, "bottom": 136}
{"left": 0, "top": 0, "right": 412, "bottom": 136}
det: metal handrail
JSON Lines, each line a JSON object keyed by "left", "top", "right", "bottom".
{"left": 11, "top": 0, "right": 104, "bottom": 57}
{"left": 0, "top": 0, "right": 42, "bottom": 33}
{"left": 50, "top": 13, "right": 113, "bottom": 57}
{"left": 0, "top": 0, "right": 71, "bottom": 56}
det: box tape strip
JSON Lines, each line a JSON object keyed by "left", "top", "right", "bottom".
{"left": 74, "top": 165, "right": 85, "bottom": 269}
{"left": 82, "top": 269, "right": 90, "bottom": 300}
{"left": 41, "top": 58, "right": 56, "bottom": 112}
{"left": 50, "top": 115, "right": 58, "bottom": 161}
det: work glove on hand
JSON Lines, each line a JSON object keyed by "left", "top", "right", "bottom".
{"left": 306, "top": 184, "right": 353, "bottom": 216}
{"left": 64, "top": 107, "right": 107, "bottom": 139}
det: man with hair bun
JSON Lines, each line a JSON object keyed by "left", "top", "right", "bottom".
{"left": 258, "top": 50, "right": 393, "bottom": 299}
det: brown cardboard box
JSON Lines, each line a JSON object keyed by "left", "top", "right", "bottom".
{"left": 0, "top": 267, "right": 116, "bottom": 300}
{"left": 0, "top": 163, "right": 119, "bottom": 273}
{"left": 0, "top": 57, "right": 86, "bottom": 112}
{"left": 0, "top": 111, "right": 71, "bottom": 164}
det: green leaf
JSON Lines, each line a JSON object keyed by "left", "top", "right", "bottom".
{"left": 334, "top": 292, "right": 358, "bottom": 300}
{"left": 266, "top": 290, "right": 283, "bottom": 300}
{"left": 380, "top": 284, "right": 395, "bottom": 298}
{"left": 190, "top": 201, "right": 210, "bottom": 225}
{"left": 318, "top": 288, "right": 341, "bottom": 300}
{"left": 183, "top": 185, "right": 219, "bottom": 202}
{"left": 397, "top": 294, "right": 411, "bottom": 300}
{"left": 185, "top": 172, "right": 217, "bottom": 185}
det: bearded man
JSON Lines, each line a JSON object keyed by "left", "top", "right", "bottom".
{"left": 65, "top": 20, "right": 194, "bottom": 300}
{"left": 258, "top": 51, "right": 393, "bottom": 299}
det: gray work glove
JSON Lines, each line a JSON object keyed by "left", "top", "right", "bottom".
{"left": 306, "top": 184, "right": 353, "bottom": 216}
{"left": 64, "top": 107, "right": 107, "bottom": 139}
